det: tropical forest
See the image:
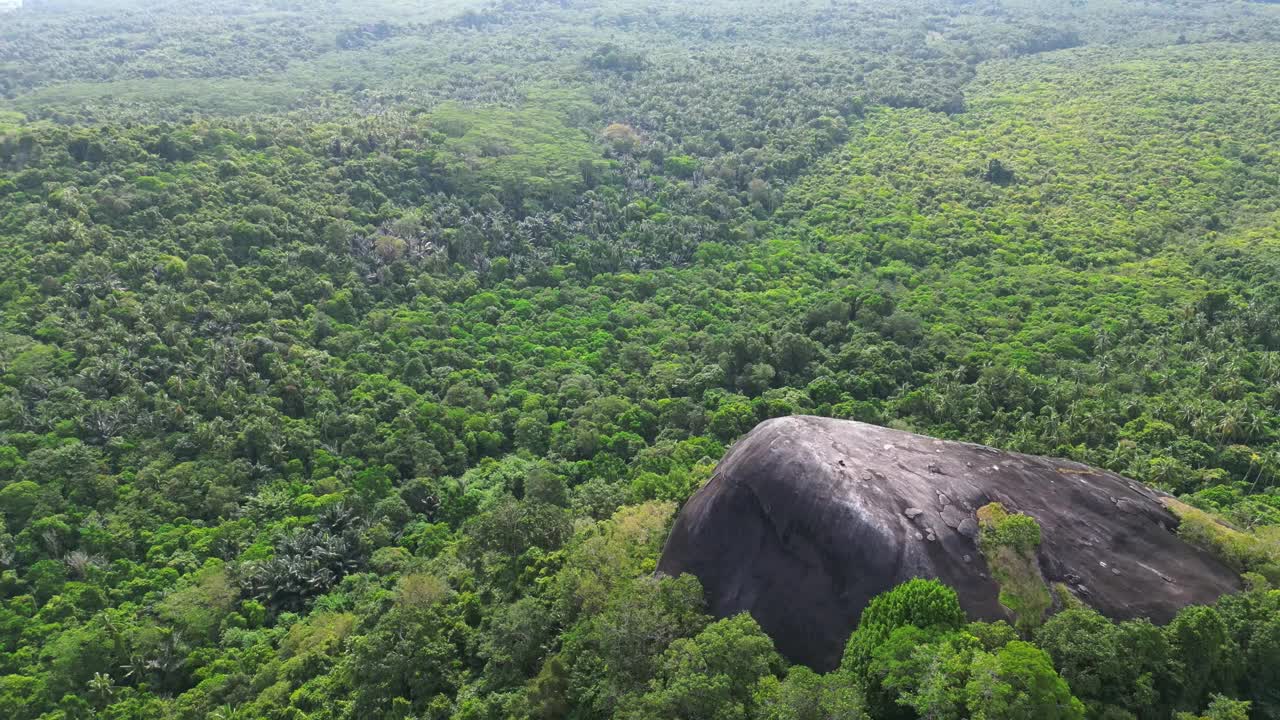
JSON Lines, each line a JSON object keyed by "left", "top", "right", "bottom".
{"left": 0, "top": 0, "right": 1278, "bottom": 718}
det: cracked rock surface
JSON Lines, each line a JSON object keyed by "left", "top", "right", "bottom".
{"left": 656, "top": 416, "right": 1241, "bottom": 670}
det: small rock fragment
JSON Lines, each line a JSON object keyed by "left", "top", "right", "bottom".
{"left": 957, "top": 518, "right": 979, "bottom": 539}
{"left": 1115, "top": 498, "right": 1143, "bottom": 515}
{"left": 941, "top": 505, "right": 968, "bottom": 529}
{"left": 904, "top": 507, "right": 924, "bottom": 520}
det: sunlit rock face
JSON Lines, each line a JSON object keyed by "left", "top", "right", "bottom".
{"left": 657, "top": 416, "right": 1241, "bottom": 671}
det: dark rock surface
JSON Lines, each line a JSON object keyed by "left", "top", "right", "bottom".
{"left": 656, "top": 416, "right": 1242, "bottom": 671}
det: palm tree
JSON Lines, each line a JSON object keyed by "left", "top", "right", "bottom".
{"left": 1215, "top": 407, "right": 1243, "bottom": 444}
{"left": 210, "top": 705, "right": 248, "bottom": 720}
{"left": 87, "top": 671, "right": 115, "bottom": 704}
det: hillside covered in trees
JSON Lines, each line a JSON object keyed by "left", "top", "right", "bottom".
{"left": 0, "top": 0, "right": 1279, "bottom": 718}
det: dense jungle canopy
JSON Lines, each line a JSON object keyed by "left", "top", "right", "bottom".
{"left": 0, "top": 0, "right": 1279, "bottom": 718}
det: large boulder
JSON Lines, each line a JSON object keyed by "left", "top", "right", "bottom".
{"left": 657, "top": 416, "right": 1241, "bottom": 671}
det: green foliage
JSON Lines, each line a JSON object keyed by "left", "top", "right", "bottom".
{"left": 0, "top": 481, "right": 44, "bottom": 528}
{"left": 1036, "top": 608, "right": 1175, "bottom": 719}
{"left": 239, "top": 504, "right": 367, "bottom": 613}
{"left": 871, "top": 625, "right": 977, "bottom": 720}
{"left": 0, "top": 0, "right": 1278, "bottom": 717}
{"left": 1166, "top": 605, "right": 1241, "bottom": 713}
{"left": 842, "top": 578, "right": 966, "bottom": 676}
{"left": 156, "top": 562, "right": 238, "bottom": 641}
{"left": 978, "top": 503, "right": 1054, "bottom": 632}
{"left": 1176, "top": 695, "right": 1253, "bottom": 720}
{"left": 964, "top": 641, "right": 1086, "bottom": 720}
{"left": 1216, "top": 587, "right": 1280, "bottom": 719}
{"left": 862, "top": 623, "right": 1084, "bottom": 720}
{"left": 554, "top": 573, "right": 710, "bottom": 718}
{"left": 617, "top": 614, "right": 783, "bottom": 720}
{"left": 753, "top": 665, "right": 870, "bottom": 720}
{"left": 978, "top": 503, "right": 1042, "bottom": 556}
{"left": 429, "top": 102, "right": 603, "bottom": 210}
{"left": 1169, "top": 499, "right": 1280, "bottom": 581}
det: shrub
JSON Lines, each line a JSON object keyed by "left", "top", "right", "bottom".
{"left": 977, "top": 503, "right": 1052, "bottom": 632}
{"left": 1168, "top": 498, "right": 1280, "bottom": 582}
{"left": 842, "top": 578, "right": 966, "bottom": 675}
